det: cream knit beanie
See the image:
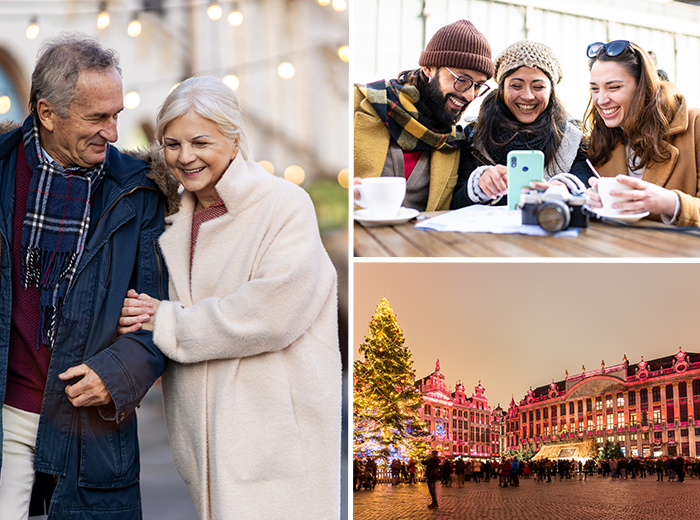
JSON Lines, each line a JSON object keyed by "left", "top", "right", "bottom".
{"left": 494, "top": 40, "right": 563, "bottom": 85}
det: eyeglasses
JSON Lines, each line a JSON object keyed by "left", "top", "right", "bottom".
{"left": 586, "top": 40, "right": 632, "bottom": 59}
{"left": 444, "top": 67, "right": 491, "bottom": 97}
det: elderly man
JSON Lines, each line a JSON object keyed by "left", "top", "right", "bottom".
{"left": 0, "top": 34, "right": 167, "bottom": 519}
{"left": 354, "top": 20, "right": 494, "bottom": 211}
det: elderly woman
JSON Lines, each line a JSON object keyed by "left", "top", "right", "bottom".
{"left": 451, "top": 40, "right": 592, "bottom": 208}
{"left": 584, "top": 40, "right": 700, "bottom": 226}
{"left": 118, "top": 76, "right": 341, "bottom": 519}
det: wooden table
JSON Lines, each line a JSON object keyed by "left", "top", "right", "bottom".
{"left": 354, "top": 212, "right": 700, "bottom": 257}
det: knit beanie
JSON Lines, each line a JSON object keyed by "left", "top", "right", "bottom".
{"left": 494, "top": 40, "right": 563, "bottom": 85}
{"left": 419, "top": 20, "right": 494, "bottom": 80}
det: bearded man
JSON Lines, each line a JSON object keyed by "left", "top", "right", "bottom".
{"left": 354, "top": 20, "right": 493, "bottom": 211}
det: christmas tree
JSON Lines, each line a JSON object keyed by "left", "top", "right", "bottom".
{"left": 353, "top": 297, "right": 431, "bottom": 468}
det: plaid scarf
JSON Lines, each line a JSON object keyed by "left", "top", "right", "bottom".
{"left": 357, "top": 79, "right": 467, "bottom": 152}
{"left": 20, "top": 115, "right": 108, "bottom": 349}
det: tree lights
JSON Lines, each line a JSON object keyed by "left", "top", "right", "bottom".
{"left": 354, "top": 298, "right": 431, "bottom": 468}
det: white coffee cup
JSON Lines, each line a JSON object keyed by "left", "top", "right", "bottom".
{"left": 597, "top": 177, "right": 634, "bottom": 215}
{"left": 355, "top": 177, "right": 406, "bottom": 219}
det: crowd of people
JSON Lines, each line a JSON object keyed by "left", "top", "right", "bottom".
{"left": 353, "top": 453, "right": 700, "bottom": 500}
{"left": 355, "top": 19, "right": 700, "bottom": 227}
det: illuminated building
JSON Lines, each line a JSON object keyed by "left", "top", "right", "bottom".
{"left": 415, "top": 360, "right": 500, "bottom": 459}
{"left": 506, "top": 349, "right": 700, "bottom": 459}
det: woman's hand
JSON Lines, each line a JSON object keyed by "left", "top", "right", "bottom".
{"left": 590, "top": 175, "right": 679, "bottom": 216}
{"left": 118, "top": 289, "right": 160, "bottom": 334}
{"left": 528, "top": 180, "right": 566, "bottom": 192}
{"left": 585, "top": 177, "right": 603, "bottom": 209}
{"left": 478, "top": 165, "right": 508, "bottom": 199}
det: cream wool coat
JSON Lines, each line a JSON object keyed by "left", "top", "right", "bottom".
{"left": 152, "top": 154, "right": 341, "bottom": 519}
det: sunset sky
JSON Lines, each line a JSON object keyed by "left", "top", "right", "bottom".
{"left": 353, "top": 262, "right": 700, "bottom": 411}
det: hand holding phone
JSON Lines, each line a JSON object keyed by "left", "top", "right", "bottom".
{"left": 506, "top": 150, "right": 544, "bottom": 210}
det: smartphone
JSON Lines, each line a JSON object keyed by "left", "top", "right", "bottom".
{"left": 506, "top": 150, "right": 544, "bottom": 210}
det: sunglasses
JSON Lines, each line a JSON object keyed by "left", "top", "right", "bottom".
{"left": 444, "top": 67, "right": 491, "bottom": 97}
{"left": 586, "top": 40, "right": 632, "bottom": 59}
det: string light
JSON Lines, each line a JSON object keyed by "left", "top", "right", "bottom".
{"left": 277, "top": 62, "right": 295, "bottom": 79}
{"left": 207, "top": 2, "right": 223, "bottom": 21}
{"left": 127, "top": 13, "right": 141, "bottom": 37}
{"left": 228, "top": 4, "right": 243, "bottom": 27}
{"left": 338, "top": 45, "right": 349, "bottom": 62}
{"left": 332, "top": 0, "right": 347, "bottom": 12}
{"left": 97, "top": 2, "right": 110, "bottom": 30}
{"left": 124, "top": 91, "right": 141, "bottom": 110}
{"left": 258, "top": 160, "right": 274, "bottom": 175}
{"left": 284, "top": 165, "right": 305, "bottom": 184}
{"left": 222, "top": 74, "right": 240, "bottom": 90}
{"left": 0, "top": 96, "right": 11, "bottom": 115}
{"left": 26, "top": 17, "right": 40, "bottom": 40}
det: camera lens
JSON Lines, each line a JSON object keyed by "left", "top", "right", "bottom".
{"left": 536, "top": 200, "right": 570, "bottom": 233}
{"left": 511, "top": 156, "right": 517, "bottom": 168}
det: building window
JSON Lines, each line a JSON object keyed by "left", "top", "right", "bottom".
{"left": 586, "top": 398, "right": 592, "bottom": 412}
{"left": 560, "top": 404, "right": 566, "bottom": 416}
{"left": 693, "top": 379, "right": 700, "bottom": 397}
{"left": 652, "top": 386, "right": 661, "bottom": 403}
{"left": 588, "top": 418, "right": 594, "bottom": 431}
{"left": 617, "top": 393, "right": 624, "bottom": 408}
{"left": 681, "top": 428, "right": 689, "bottom": 437}
{"left": 596, "top": 397, "right": 602, "bottom": 411}
{"left": 681, "top": 402, "right": 688, "bottom": 422}
{"left": 630, "top": 433, "right": 637, "bottom": 441}
{"left": 569, "top": 401, "right": 575, "bottom": 414}
{"left": 640, "top": 389, "right": 648, "bottom": 405}
{"left": 654, "top": 431, "right": 662, "bottom": 440}
{"left": 618, "top": 412, "right": 625, "bottom": 427}
{"left": 536, "top": 409, "right": 541, "bottom": 420}
{"left": 607, "top": 436, "right": 614, "bottom": 443}
{"left": 543, "top": 408, "right": 548, "bottom": 419}
{"left": 666, "top": 385, "right": 674, "bottom": 401}
{"left": 668, "top": 430, "right": 675, "bottom": 440}
{"left": 630, "top": 413, "right": 636, "bottom": 427}
{"left": 679, "top": 382, "right": 688, "bottom": 399}
{"left": 424, "top": 404, "right": 431, "bottom": 415}
{"left": 579, "top": 419, "right": 584, "bottom": 432}
{"left": 618, "top": 435, "right": 625, "bottom": 442}
{"left": 642, "top": 432, "right": 649, "bottom": 441}
{"left": 577, "top": 400, "right": 583, "bottom": 414}
{"left": 607, "top": 414, "right": 614, "bottom": 428}
{"left": 606, "top": 395, "right": 613, "bottom": 409}
{"left": 653, "top": 410, "right": 661, "bottom": 425}
{"left": 628, "top": 392, "right": 636, "bottom": 406}
{"left": 597, "top": 416, "right": 604, "bottom": 429}
{"left": 552, "top": 406, "right": 557, "bottom": 419}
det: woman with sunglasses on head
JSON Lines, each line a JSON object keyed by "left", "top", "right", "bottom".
{"left": 585, "top": 40, "right": 700, "bottom": 227}
{"left": 451, "top": 40, "right": 593, "bottom": 209}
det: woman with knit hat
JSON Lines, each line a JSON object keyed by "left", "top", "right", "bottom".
{"left": 354, "top": 20, "right": 494, "bottom": 212}
{"left": 450, "top": 40, "right": 593, "bottom": 209}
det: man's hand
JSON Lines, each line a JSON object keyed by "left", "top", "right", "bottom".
{"left": 58, "top": 364, "right": 112, "bottom": 407}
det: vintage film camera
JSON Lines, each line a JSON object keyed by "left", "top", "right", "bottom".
{"left": 519, "top": 185, "right": 589, "bottom": 233}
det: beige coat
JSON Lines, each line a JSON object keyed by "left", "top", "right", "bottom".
{"left": 595, "top": 95, "right": 700, "bottom": 227}
{"left": 153, "top": 154, "right": 341, "bottom": 519}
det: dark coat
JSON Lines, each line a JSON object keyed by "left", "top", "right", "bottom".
{"left": 0, "top": 125, "right": 169, "bottom": 519}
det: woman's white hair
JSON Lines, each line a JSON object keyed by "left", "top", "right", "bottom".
{"left": 155, "top": 76, "right": 252, "bottom": 160}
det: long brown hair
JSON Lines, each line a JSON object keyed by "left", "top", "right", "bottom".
{"left": 583, "top": 41, "right": 680, "bottom": 171}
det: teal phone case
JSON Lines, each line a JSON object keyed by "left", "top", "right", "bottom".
{"left": 506, "top": 150, "right": 545, "bottom": 210}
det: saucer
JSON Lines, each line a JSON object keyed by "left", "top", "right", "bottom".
{"left": 590, "top": 208, "right": 650, "bottom": 223}
{"left": 354, "top": 207, "right": 419, "bottom": 227}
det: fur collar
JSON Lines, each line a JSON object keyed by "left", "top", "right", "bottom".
{"left": 0, "top": 120, "right": 180, "bottom": 216}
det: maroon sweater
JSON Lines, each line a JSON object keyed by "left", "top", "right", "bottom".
{"left": 6, "top": 140, "right": 51, "bottom": 414}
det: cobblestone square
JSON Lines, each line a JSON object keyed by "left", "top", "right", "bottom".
{"left": 353, "top": 475, "right": 700, "bottom": 519}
